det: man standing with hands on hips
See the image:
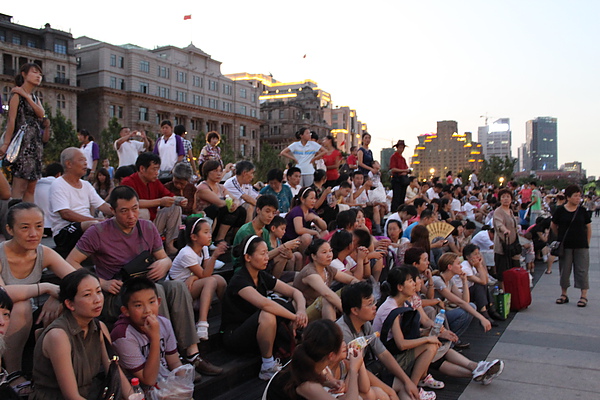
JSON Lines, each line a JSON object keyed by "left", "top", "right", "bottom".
{"left": 389, "top": 140, "right": 411, "bottom": 212}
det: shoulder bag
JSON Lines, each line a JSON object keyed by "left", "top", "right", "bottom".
{"left": 116, "top": 222, "right": 155, "bottom": 281}
{"left": 550, "top": 206, "right": 579, "bottom": 257}
{"left": 88, "top": 320, "right": 122, "bottom": 400}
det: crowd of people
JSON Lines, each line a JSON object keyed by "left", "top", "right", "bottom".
{"left": 0, "top": 63, "right": 595, "bottom": 399}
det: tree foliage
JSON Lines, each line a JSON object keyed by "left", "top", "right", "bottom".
{"left": 253, "top": 142, "right": 286, "bottom": 182}
{"left": 99, "top": 117, "right": 122, "bottom": 168}
{"left": 479, "top": 156, "right": 517, "bottom": 185}
{"left": 43, "top": 105, "right": 78, "bottom": 165}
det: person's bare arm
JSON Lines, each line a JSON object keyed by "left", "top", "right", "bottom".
{"left": 0, "top": 171, "right": 10, "bottom": 200}
{"left": 302, "top": 274, "right": 344, "bottom": 312}
{"left": 0, "top": 95, "right": 20, "bottom": 156}
{"left": 357, "top": 150, "right": 373, "bottom": 172}
{"left": 58, "top": 209, "right": 96, "bottom": 223}
{"left": 43, "top": 329, "right": 87, "bottom": 400}
{"left": 279, "top": 147, "right": 297, "bottom": 163}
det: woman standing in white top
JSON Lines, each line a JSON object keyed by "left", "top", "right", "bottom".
{"left": 280, "top": 127, "right": 326, "bottom": 187}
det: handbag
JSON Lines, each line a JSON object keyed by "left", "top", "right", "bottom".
{"left": 88, "top": 320, "right": 122, "bottom": 400}
{"left": 500, "top": 209, "right": 522, "bottom": 257}
{"left": 550, "top": 206, "right": 580, "bottom": 257}
{"left": 116, "top": 222, "right": 154, "bottom": 281}
{"left": 2, "top": 125, "right": 26, "bottom": 164}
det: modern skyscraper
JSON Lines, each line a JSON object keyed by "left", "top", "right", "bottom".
{"left": 478, "top": 118, "right": 511, "bottom": 159}
{"left": 525, "top": 117, "right": 558, "bottom": 171}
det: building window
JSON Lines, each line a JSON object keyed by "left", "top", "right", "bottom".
{"left": 27, "top": 39, "right": 37, "bottom": 48}
{"left": 110, "top": 77, "right": 117, "bottom": 89}
{"left": 119, "top": 79, "right": 125, "bottom": 90}
{"left": 109, "top": 105, "right": 115, "bottom": 118}
{"left": 239, "top": 105, "right": 247, "bottom": 115}
{"left": 56, "top": 65, "right": 66, "bottom": 79}
{"left": 2, "top": 86, "right": 11, "bottom": 103}
{"left": 110, "top": 54, "right": 116, "bottom": 67}
{"left": 250, "top": 109, "right": 257, "bottom": 118}
{"left": 156, "top": 112, "right": 169, "bottom": 125}
{"left": 118, "top": 56, "right": 124, "bottom": 68}
{"left": 333, "top": 114, "right": 338, "bottom": 120}
{"left": 139, "top": 107, "right": 149, "bottom": 121}
{"left": 192, "top": 95, "right": 203, "bottom": 106}
{"left": 117, "top": 106, "right": 123, "bottom": 118}
{"left": 252, "top": 130, "right": 256, "bottom": 139}
{"left": 139, "top": 61, "right": 150, "bottom": 73}
{"left": 223, "top": 84, "right": 231, "bottom": 95}
{"left": 176, "top": 71, "right": 187, "bottom": 83}
{"left": 12, "top": 34, "right": 21, "bottom": 45}
{"left": 240, "top": 144, "right": 246, "bottom": 156}
{"left": 209, "top": 80, "right": 218, "bottom": 91}
{"left": 0, "top": 30, "right": 5, "bottom": 42}
{"left": 279, "top": 110, "right": 284, "bottom": 119}
{"left": 56, "top": 94, "right": 66, "bottom": 109}
{"left": 268, "top": 111, "right": 272, "bottom": 120}
{"left": 208, "top": 98, "right": 217, "bottom": 109}
{"left": 139, "top": 82, "right": 149, "bottom": 94}
{"left": 158, "top": 66, "right": 169, "bottom": 78}
{"left": 54, "top": 39, "right": 67, "bottom": 54}
{"left": 193, "top": 75, "right": 202, "bottom": 87}
{"left": 157, "top": 86, "right": 170, "bottom": 99}
{"left": 240, "top": 88, "right": 247, "bottom": 98}
{"left": 240, "top": 125, "right": 246, "bottom": 137}
{"left": 251, "top": 93, "right": 256, "bottom": 102}
{"left": 176, "top": 91, "right": 187, "bottom": 102}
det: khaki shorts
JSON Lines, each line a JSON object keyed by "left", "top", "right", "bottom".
{"left": 394, "top": 349, "right": 416, "bottom": 374}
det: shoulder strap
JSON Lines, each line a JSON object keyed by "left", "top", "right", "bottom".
{"left": 380, "top": 306, "right": 420, "bottom": 354}
{"left": 562, "top": 206, "right": 580, "bottom": 238}
{"left": 95, "top": 319, "right": 116, "bottom": 359}
{"left": 136, "top": 221, "right": 151, "bottom": 252}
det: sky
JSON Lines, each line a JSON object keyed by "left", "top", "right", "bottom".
{"left": 5, "top": 1, "right": 600, "bottom": 176}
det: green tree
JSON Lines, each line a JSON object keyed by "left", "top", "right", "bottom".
{"left": 191, "top": 131, "right": 206, "bottom": 160}
{"left": 479, "top": 156, "right": 517, "bottom": 185}
{"left": 253, "top": 143, "right": 286, "bottom": 182}
{"left": 98, "top": 117, "right": 122, "bottom": 167}
{"left": 219, "top": 132, "right": 236, "bottom": 166}
{"left": 43, "top": 105, "right": 78, "bottom": 164}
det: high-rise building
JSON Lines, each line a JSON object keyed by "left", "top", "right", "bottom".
{"left": 380, "top": 147, "right": 394, "bottom": 170}
{"left": 478, "top": 118, "right": 511, "bottom": 159}
{"left": 0, "top": 13, "right": 81, "bottom": 123}
{"left": 517, "top": 143, "right": 531, "bottom": 172}
{"left": 411, "top": 121, "right": 484, "bottom": 181}
{"left": 561, "top": 161, "right": 585, "bottom": 177}
{"left": 525, "top": 117, "right": 557, "bottom": 171}
{"left": 74, "top": 37, "right": 261, "bottom": 158}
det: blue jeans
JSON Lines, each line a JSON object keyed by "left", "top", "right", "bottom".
{"left": 446, "top": 302, "right": 476, "bottom": 337}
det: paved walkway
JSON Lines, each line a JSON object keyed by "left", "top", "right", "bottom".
{"left": 460, "top": 216, "right": 600, "bottom": 399}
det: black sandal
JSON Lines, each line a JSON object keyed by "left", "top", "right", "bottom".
{"left": 577, "top": 297, "right": 588, "bottom": 307}
{"left": 556, "top": 295, "right": 569, "bottom": 304}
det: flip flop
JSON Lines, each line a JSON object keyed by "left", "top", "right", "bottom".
{"left": 577, "top": 297, "right": 588, "bottom": 307}
{"left": 545, "top": 270, "right": 552, "bottom": 274}
{"left": 556, "top": 295, "right": 569, "bottom": 304}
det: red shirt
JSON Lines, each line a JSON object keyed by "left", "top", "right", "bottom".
{"left": 347, "top": 154, "right": 357, "bottom": 168}
{"left": 322, "top": 149, "right": 341, "bottom": 181}
{"left": 121, "top": 173, "right": 174, "bottom": 220}
{"left": 389, "top": 152, "right": 408, "bottom": 176}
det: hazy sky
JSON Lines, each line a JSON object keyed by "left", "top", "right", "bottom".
{"left": 5, "top": 1, "right": 599, "bottom": 176}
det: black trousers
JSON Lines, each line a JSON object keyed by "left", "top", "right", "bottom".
{"left": 391, "top": 175, "right": 409, "bottom": 213}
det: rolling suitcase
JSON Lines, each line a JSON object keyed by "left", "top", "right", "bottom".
{"left": 504, "top": 267, "right": 531, "bottom": 311}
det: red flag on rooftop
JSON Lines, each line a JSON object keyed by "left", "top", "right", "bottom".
{"left": 184, "top": 15, "right": 192, "bottom": 20}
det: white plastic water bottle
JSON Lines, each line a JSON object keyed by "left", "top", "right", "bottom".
{"left": 129, "top": 377, "right": 145, "bottom": 400}
{"left": 348, "top": 332, "right": 380, "bottom": 350}
{"left": 429, "top": 309, "right": 446, "bottom": 336}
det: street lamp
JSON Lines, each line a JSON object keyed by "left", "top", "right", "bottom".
{"left": 499, "top": 176, "right": 505, "bottom": 186}
{"left": 429, "top": 168, "right": 435, "bottom": 176}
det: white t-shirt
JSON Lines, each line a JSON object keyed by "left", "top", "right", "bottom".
{"left": 451, "top": 198, "right": 462, "bottom": 213}
{"left": 471, "top": 230, "right": 494, "bottom": 251}
{"left": 34, "top": 176, "right": 56, "bottom": 229}
{"left": 330, "top": 258, "right": 347, "bottom": 272}
{"left": 452, "top": 260, "right": 477, "bottom": 290}
{"left": 285, "top": 183, "right": 300, "bottom": 197}
{"left": 49, "top": 177, "right": 105, "bottom": 236}
{"left": 426, "top": 187, "right": 439, "bottom": 200}
{"left": 224, "top": 176, "right": 258, "bottom": 205}
{"left": 287, "top": 141, "right": 321, "bottom": 175}
{"left": 115, "top": 139, "right": 145, "bottom": 167}
{"left": 170, "top": 245, "right": 210, "bottom": 281}
{"left": 155, "top": 134, "right": 179, "bottom": 172}
{"left": 462, "top": 202, "right": 477, "bottom": 220}
{"left": 351, "top": 183, "right": 369, "bottom": 205}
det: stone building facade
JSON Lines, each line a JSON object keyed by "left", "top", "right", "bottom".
{"left": 74, "top": 37, "right": 261, "bottom": 158}
{"left": 0, "top": 14, "right": 81, "bottom": 123}
{"left": 411, "top": 120, "right": 484, "bottom": 181}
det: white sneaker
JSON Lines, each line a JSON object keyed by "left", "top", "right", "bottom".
{"left": 213, "top": 260, "right": 225, "bottom": 270}
{"left": 487, "top": 276, "right": 498, "bottom": 286}
{"left": 482, "top": 360, "right": 504, "bottom": 385}
{"left": 542, "top": 254, "right": 548, "bottom": 262}
{"left": 258, "top": 359, "right": 282, "bottom": 381}
{"left": 196, "top": 321, "right": 209, "bottom": 341}
{"left": 472, "top": 361, "right": 490, "bottom": 382}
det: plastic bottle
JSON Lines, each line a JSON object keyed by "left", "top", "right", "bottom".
{"left": 492, "top": 286, "right": 500, "bottom": 296}
{"left": 225, "top": 195, "right": 233, "bottom": 212}
{"left": 129, "top": 378, "right": 145, "bottom": 400}
{"left": 429, "top": 309, "right": 446, "bottom": 337}
{"left": 348, "top": 332, "right": 380, "bottom": 350}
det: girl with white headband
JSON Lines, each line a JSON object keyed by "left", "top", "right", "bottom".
{"left": 221, "top": 235, "right": 308, "bottom": 381}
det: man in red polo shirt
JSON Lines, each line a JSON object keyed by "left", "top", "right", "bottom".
{"left": 122, "top": 152, "right": 187, "bottom": 255}
{"left": 389, "top": 139, "right": 411, "bottom": 212}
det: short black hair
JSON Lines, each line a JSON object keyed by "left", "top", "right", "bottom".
{"left": 44, "top": 163, "right": 63, "bottom": 177}
{"left": 135, "top": 152, "right": 161, "bottom": 171}
{"left": 414, "top": 198, "right": 427, "bottom": 209}
{"left": 174, "top": 125, "right": 186, "bottom": 135}
{"left": 267, "top": 169, "right": 284, "bottom": 183}
{"left": 121, "top": 277, "right": 158, "bottom": 308}
{"left": 160, "top": 120, "right": 172, "bottom": 127}
{"left": 353, "top": 228, "right": 371, "bottom": 248}
{"left": 108, "top": 185, "right": 139, "bottom": 209}
{"left": 336, "top": 209, "right": 357, "bottom": 230}
{"left": 330, "top": 230, "right": 353, "bottom": 258}
{"left": 339, "top": 181, "right": 351, "bottom": 189}
{"left": 420, "top": 209, "right": 433, "bottom": 220}
{"left": 286, "top": 166, "right": 301, "bottom": 177}
{"left": 341, "top": 281, "right": 373, "bottom": 315}
{"left": 256, "top": 194, "right": 279, "bottom": 211}
{"left": 0, "top": 287, "right": 13, "bottom": 311}
{"left": 115, "top": 165, "right": 136, "bottom": 182}
{"left": 267, "top": 215, "right": 287, "bottom": 230}
{"left": 206, "top": 131, "right": 220, "bottom": 143}
{"left": 564, "top": 184, "right": 581, "bottom": 198}
{"left": 404, "top": 246, "right": 426, "bottom": 265}
{"left": 314, "top": 169, "right": 326, "bottom": 182}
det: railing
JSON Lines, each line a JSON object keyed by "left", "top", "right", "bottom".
{"left": 54, "top": 77, "right": 70, "bottom": 85}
